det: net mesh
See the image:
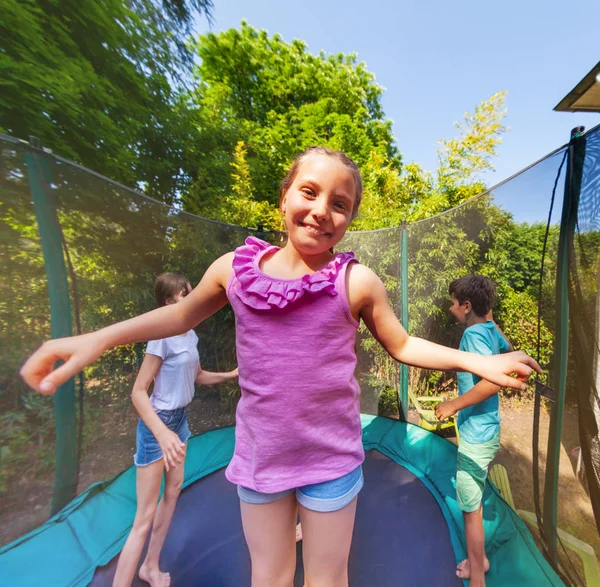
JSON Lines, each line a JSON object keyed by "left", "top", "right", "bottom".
{"left": 0, "top": 139, "right": 401, "bottom": 546}
{"left": 1, "top": 129, "right": 599, "bottom": 585}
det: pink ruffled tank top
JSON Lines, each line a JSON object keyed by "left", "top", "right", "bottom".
{"left": 225, "top": 237, "right": 364, "bottom": 492}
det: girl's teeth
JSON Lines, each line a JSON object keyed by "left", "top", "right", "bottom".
{"left": 305, "top": 225, "right": 324, "bottom": 235}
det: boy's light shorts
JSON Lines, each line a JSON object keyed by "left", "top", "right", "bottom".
{"left": 456, "top": 430, "right": 500, "bottom": 513}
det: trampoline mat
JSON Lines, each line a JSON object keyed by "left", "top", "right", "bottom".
{"left": 91, "top": 449, "right": 461, "bottom": 586}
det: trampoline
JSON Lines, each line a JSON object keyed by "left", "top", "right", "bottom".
{"left": 0, "top": 416, "right": 561, "bottom": 586}
{"left": 4, "top": 129, "right": 600, "bottom": 586}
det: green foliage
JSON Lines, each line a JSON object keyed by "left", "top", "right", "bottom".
{"left": 436, "top": 91, "right": 507, "bottom": 208}
{"left": 498, "top": 288, "right": 553, "bottom": 370}
{"left": 377, "top": 386, "right": 400, "bottom": 419}
{"left": 192, "top": 141, "right": 282, "bottom": 229}
{"left": 181, "top": 23, "right": 400, "bottom": 223}
{"left": 0, "top": 392, "right": 55, "bottom": 493}
{"left": 353, "top": 92, "right": 508, "bottom": 230}
{"left": 0, "top": 0, "right": 212, "bottom": 201}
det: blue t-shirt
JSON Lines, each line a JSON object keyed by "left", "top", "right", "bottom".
{"left": 457, "top": 321, "right": 510, "bottom": 444}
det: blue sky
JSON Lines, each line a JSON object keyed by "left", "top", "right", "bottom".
{"left": 195, "top": 0, "right": 599, "bottom": 200}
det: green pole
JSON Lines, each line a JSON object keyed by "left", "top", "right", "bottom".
{"left": 25, "top": 143, "right": 78, "bottom": 514}
{"left": 399, "top": 221, "right": 409, "bottom": 421}
{"left": 543, "top": 126, "right": 586, "bottom": 561}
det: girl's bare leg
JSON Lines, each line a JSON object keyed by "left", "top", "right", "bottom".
{"left": 240, "top": 493, "right": 298, "bottom": 587}
{"left": 139, "top": 445, "right": 187, "bottom": 587}
{"left": 112, "top": 459, "right": 164, "bottom": 586}
{"left": 299, "top": 496, "right": 357, "bottom": 587}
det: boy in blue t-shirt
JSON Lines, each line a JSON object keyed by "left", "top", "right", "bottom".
{"left": 436, "top": 275, "right": 512, "bottom": 587}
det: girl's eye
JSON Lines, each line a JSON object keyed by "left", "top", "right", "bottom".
{"left": 335, "top": 201, "right": 349, "bottom": 211}
{"left": 301, "top": 188, "right": 315, "bottom": 197}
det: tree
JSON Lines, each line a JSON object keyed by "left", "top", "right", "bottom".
{"left": 182, "top": 23, "right": 400, "bottom": 224}
{"left": 196, "top": 141, "right": 282, "bottom": 228}
{"left": 354, "top": 92, "right": 508, "bottom": 230}
{"left": 0, "top": 0, "right": 212, "bottom": 201}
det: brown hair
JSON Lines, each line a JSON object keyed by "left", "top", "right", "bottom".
{"left": 278, "top": 146, "right": 363, "bottom": 220}
{"left": 449, "top": 274, "right": 496, "bottom": 317}
{"left": 154, "top": 273, "right": 191, "bottom": 307}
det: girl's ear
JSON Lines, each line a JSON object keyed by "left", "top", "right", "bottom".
{"left": 281, "top": 191, "right": 287, "bottom": 215}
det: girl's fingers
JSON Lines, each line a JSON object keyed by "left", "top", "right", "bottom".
{"left": 501, "top": 374, "right": 527, "bottom": 391}
{"left": 513, "top": 352, "right": 542, "bottom": 375}
{"left": 511, "top": 362, "right": 534, "bottom": 381}
{"left": 168, "top": 449, "right": 176, "bottom": 469}
{"left": 37, "top": 358, "right": 87, "bottom": 394}
{"left": 20, "top": 347, "right": 59, "bottom": 392}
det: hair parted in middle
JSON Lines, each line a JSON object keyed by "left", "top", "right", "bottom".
{"left": 278, "top": 146, "right": 363, "bottom": 220}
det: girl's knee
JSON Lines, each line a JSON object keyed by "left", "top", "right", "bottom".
{"left": 304, "top": 569, "right": 349, "bottom": 587}
{"left": 164, "top": 479, "right": 183, "bottom": 501}
{"left": 132, "top": 507, "right": 157, "bottom": 533}
{"left": 251, "top": 564, "right": 296, "bottom": 587}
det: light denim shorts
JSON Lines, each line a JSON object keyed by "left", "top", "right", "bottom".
{"left": 133, "top": 407, "right": 191, "bottom": 467}
{"left": 237, "top": 465, "right": 364, "bottom": 512}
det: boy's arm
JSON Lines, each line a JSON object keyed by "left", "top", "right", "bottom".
{"left": 435, "top": 379, "right": 500, "bottom": 421}
{"left": 487, "top": 309, "right": 514, "bottom": 351}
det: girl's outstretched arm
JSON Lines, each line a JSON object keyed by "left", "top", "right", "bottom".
{"left": 348, "top": 264, "right": 541, "bottom": 391}
{"left": 20, "top": 253, "right": 234, "bottom": 395}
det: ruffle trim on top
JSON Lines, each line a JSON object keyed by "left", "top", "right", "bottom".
{"left": 232, "top": 236, "right": 356, "bottom": 310}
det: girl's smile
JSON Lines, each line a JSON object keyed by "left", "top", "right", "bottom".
{"left": 281, "top": 153, "right": 357, "bottom": 255}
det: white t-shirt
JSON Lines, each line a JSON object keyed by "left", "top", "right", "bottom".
{"left": 146, "top": 329, "right": 199, "bottom": 410}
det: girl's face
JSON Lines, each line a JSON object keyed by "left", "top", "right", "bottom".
{"left": 281, "top": 154, "right": 357, "bottom": 255}
{"left": 167, "top": 283, "right": 192, "bottom": 305}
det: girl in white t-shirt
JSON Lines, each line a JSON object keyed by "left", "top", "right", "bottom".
{"left": 113, "top": 273, "right": 238, "bottom": 587}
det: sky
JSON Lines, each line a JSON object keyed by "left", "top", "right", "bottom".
{"left": 194, "top": 0, "right": 600, "bottom": 205}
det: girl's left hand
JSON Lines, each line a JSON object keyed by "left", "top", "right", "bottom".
{"left": 480, "top": 351, "right": 541, "bottom": 390}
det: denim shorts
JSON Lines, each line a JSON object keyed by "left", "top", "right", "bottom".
{"left": 237, "top": 465, "right": 364, "bottom": 513}
{"left": 133, "top": 407, "right": 191, "bottom": 467}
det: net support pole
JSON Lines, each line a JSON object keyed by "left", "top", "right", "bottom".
{"left": 543, "top": 126, "right": 586, "bottom": 561}
{"left": 25, "top": 140, "right": 78, "bottom": 514}
{"left": 398, "top": 221, "right": 409, "bottom": 421}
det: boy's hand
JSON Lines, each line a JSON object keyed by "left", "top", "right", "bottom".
{"left": 158, "top": 429, "right": 186, "bottom": 472}
{"left": 436, "top": 400, "right": 457, "bottom": 421}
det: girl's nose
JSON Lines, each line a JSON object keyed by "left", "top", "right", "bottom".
{"left": 312, "top": 199, "right": 329, "bottom": 220}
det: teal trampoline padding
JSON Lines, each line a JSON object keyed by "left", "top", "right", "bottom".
{"left": 0, "top": 417, "right": 563, "bottom": 587}
{"left": 0, "top": 426, "right": 236, "bottom": 587}
{"left": 360, "top": 414, "right": 563, "bottom": 587}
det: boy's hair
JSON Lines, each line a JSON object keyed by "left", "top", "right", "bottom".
{"left": 278, "top": 146, "right": 363, "bottom": 220}
{"left": 154, "top": 272, "right": 191, "bottom": 307}
{"left": 449, "top": 274, "right": 496, "bottom": 317}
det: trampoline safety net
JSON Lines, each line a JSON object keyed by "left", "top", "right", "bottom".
{"left": 0, "top": 126, "right": 599, "bottom": 586}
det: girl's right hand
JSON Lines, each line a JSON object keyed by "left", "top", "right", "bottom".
{"left": 20, "top": 333, "right": 107, "bottom": 395}
{"left": 158, "top": 429, "right": 186, "bottom": 471}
